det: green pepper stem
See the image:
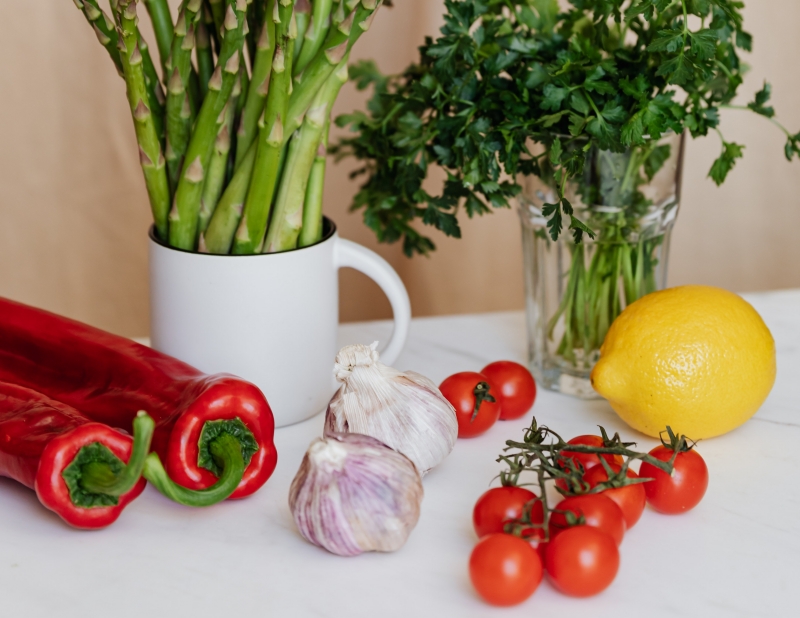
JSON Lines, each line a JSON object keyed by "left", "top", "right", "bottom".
{"left": 142, "top": 434, "right": 245, "bottom": 507}
{"left": 79, "top": 411, "right": 155, "bottom": 498}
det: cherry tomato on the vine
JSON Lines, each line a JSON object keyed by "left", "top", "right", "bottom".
{"left": 480, "top": 361, "right": 536, "bottom": 420}
{"left": 545, "top": 526, "right": 619, "bottom": 597}
{"left": 549, "top": 494, "right": 626, "bottom": 546}
{"left": 559, "top": 435, "right": 624, "bottom": 473}
{"left": 439, "top": 372, "right": 501, "bottom": 438}
{"left": 469, "top": 533, "right": 543, "bottom": 606}
{"left": 584, "top": 463, "right": 647, "bottom": 529}
{"left": 473, "top": 486, "right": 539, "bottom": 538}
{"left": 640, "top": 446, "right": 709, "bottom": 514}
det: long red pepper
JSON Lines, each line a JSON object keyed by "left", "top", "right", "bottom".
{"left": 0, "top": 297, "right": 277, "bottom": 505}
{"left": 0, "top": 382, "right": 152, "bottom": 528}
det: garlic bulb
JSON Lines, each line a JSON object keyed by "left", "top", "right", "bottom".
{"left": 324, "top": 343, "right": 458, "bottom": 476}
{"left": 289, "top": 433, "right": 423, "bottom": 557}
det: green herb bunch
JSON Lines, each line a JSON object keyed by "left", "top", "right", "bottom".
{"left": 335, "top": 0, "right": 799, "bottom": 255}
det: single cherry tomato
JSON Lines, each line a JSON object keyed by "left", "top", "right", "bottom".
{"left": 584, "top": 463, "right": 647, "bottom": 529}
{"left": 545, "top": 526, "right": 619, "bottom": 597}
{"left": 559, "top": 435, "right": 624, "bottom": 473}
{"left": 549, "top": 494, "right": 626, "bottom": 547}
{"left": 480, "top": 361, "right": 537, "bottom": 420}
{"left": 473, "top": 486, "right": 539, "bottom": 538}
{"left": 469, "top": 533, "right": 543, "bottom": 606}
{"left": 439, "top": 372, "right": 501, "bottom": 438}
{"left": 640, "top": 445, "right": 709, "bottom": 514}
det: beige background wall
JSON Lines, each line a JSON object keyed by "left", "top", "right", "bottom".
{"left": 0, "top": 1, "right": 798, "bottom": 337}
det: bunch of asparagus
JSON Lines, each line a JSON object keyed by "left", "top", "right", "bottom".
{"left": 75, "top": 0, "right": 381, "bottom": 253}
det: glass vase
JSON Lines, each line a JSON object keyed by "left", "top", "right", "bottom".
{"left": 518, "top": 132, "right": 685, "bottom": 398}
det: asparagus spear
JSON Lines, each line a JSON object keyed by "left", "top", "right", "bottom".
{"left": 235, "top": 0, "right": 276, "bottom": 168}
{"left": 294, "top": 0, "right": 312, "bottom": 57}
{"left": 169, "top": 0, "right": 247, "bottom": 250}
{"left": 265, "top": 60, "right": 347, "bottom": 252}
{"left": 286, "top": 0, "right": 380, "bottom": 137}
{"left": 165, "top": 1, "right": 203, "bottom": 191}
{"left": 195, "top": 19, "right": 215, "bottom": 98}
{"left": 245, "top": 0, "right": 264, "bottom": 63}
{"left": 74, "top": 0, "right": 124, "bottom": 75}
{"left": 114, "top": 0, "right": 171, "bottom": 240}
{"left": 298, "top": 111, "right": 331, "bottom": 247}
{"left": 293, "top": 0, "right": 333, "bottom": 77}
{"left": 199, "top": 87, "right": 238, "bottom": 233}
{"left": 231, "top": 0, "right": 296, "bottom": 255}
{"left": 141, "top": 0, "right": 174, "bottom": 77}
{"left": 138, "top": 35, "right": 167, "bottom": 144}
{"left": 208, "top": 0, "right": 226, "bottom": 34}
{"left": 201, "top": 143, "right": 257, "bottom": 253}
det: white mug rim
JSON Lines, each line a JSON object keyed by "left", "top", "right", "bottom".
{"left": 148, "top": 216, "right": 338, "bottom": 257}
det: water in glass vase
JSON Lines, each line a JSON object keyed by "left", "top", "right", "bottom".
{"left": 518, "top": 132, "right": 685, "bottom": 398}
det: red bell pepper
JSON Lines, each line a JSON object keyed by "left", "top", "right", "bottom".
{"left": 0, "top": 296, "right": 277, "bottom": 506}
{"left": 0, "top": 381, "right": 153, "bottom": 528}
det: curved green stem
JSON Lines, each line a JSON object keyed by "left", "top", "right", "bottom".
{"left": 142, "top": 434, "right": 245, "bottom": 507}
{"left": 79, "top": 411, "right": 155, "bottom": 498}
{"left": 142, "top": 0, "right": 174, "bottom": 78}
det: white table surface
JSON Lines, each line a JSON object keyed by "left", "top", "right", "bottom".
{"left": 2, "top": 290, "right": 799, "bottom": 617}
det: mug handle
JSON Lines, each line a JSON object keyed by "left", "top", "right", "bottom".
{"left": 334, "top": 237, "right": 411, "bottom": 365}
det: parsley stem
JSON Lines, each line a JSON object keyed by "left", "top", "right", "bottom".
{"left": 721, "top": 105, "right": 793, "bottom": 138}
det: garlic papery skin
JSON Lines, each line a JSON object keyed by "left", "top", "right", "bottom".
{"left": 289, "top": 433, "right": 423, "bottom": 557}
{"left": 324, "top": 343, "right": 458, "bottom": 476}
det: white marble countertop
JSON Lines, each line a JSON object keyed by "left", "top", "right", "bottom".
{"left": 2, "top": 290, "right": 799, "bottom": 617}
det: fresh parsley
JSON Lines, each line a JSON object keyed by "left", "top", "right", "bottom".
{"left": 335, "top": 0, "right": 798, "bottom": 255}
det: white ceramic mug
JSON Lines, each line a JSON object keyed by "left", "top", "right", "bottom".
{"left": 148, "top": 218, "right": 411, "bottom": 427}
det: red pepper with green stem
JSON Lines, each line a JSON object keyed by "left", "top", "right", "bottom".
{"left": 0, "top": 296, "right": 277, "bottom": 506}
{"left": 0, "top": 382, "right": 153, "bottom": 528}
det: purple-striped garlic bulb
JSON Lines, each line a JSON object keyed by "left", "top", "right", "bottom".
{"left": 325, "top": 342, "right": 458, "bottom": 476}
{"left": 288, "top": 432, "right": 423, "bottom": 557}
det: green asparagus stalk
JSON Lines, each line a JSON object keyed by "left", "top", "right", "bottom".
{"left": 199, "top": 91, "right": 238, "bottom": 232}
{"left": 141, "top": 0, "right": 174, "bottom": 77}
{"left": 293, "top": 0, "right": 333, "bottom": 77}
{"left": 265, "top": 60, "right": 347, "bottom": 252}
{"left": 332, "top": 0, "right": 346, "bottom": 26}
{"left": 208, "top": 0, "right": 226, "bottom": 34}
{"left": 294, "top": 0, "right": 311, "bottom": 55}
{"left": 232, "top": 0, "right": 296, "bottom": 255}
{"left": 74, "top": 0, "right": 124, "bottom": 75}
{"left": 114, "top": 0, "right": 170, "bottom": 240}
{"left": 201, "top": 143, "right": 257, "bottom": 253}
{"left": 245, "top": 0, "right": 265, "bottom": 63}
{"left": 298, "top": 112, "right": 331, "bottom": 247}
{"left": 297, "top": 139, "right": 327, "bottom": 246}
{"left": 286, "top": 0, "right": 379, "bottom": 137}
{"left": 169, "top": 0, "right": 247, "bottom": 250}
{"left": 195, "top": 19, "right": 215, "bottom": 98}
{"left": 235, "top": 0, "right": 276, "bottom": 168}
{"left": 165, "top": 1, "right": 203, "bottom": 191}
{"left": 137, "top": 35, "right": 167, "bottom": 143}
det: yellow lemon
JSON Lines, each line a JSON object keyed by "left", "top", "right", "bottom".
{"left": 591, "top": 285, "right": 776, "bottom": 439}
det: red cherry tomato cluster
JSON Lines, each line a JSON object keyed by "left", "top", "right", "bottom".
{"left": 439, "top": 361, "right": 536, "bottom": 438}
{"left": 468, "top": 421, "right": 709, "bottom": 606}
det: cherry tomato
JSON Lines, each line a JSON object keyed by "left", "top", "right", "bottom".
{"left": 545, "top": 526, "right": 619, "bottom": 597}
{"left": 480, "top": 361, "right": 536, "bottom": 420}
{"left": 549, "top": 494, "right": 626, "bottom": 546}
{"left": 469, "top": 533, "right": 543, "bottom": 606}
{"left": 584, "top": 463, "right": 647, "bottom": 529}
{"left": 439, "top": 372, "right": 501, "bottom": 438}
{"left": 473, "top": 486, "right": 539, "bottom": 538}
{"left": 559, "top": 435, "right": 624, "bottom": 473}
{"left": 640, "top": 446, "right": 709, "bottom": 514}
